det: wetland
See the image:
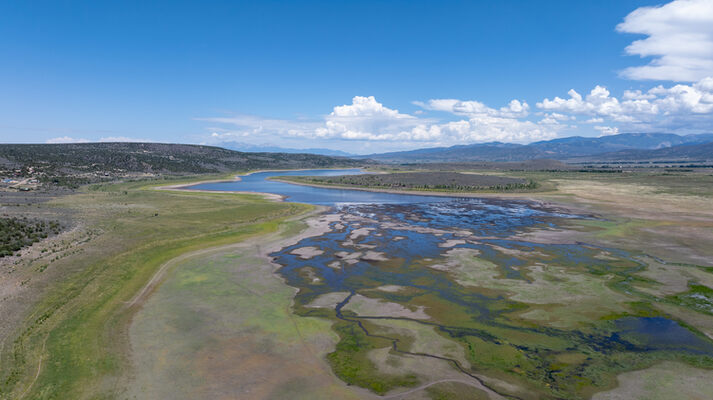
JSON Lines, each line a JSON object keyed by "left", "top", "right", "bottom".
{"left": 5, "top": 167, "right": 713, "bottom": 399}
{"left": 183, "top": 169, "right": 713, "bottom": 399}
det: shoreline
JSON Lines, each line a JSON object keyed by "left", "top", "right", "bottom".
{"left": 126, "top": 203, "right": 330, "bottom": 311}
{"left": 124, "top": 204, "right": 381, "bottom": 399}
{"left": 238, "top": 207, "right": 502, "bottom": 400}
{"left": 267, "top": 176, "right": 595, "bottom": 219}
{"left": 153, "top": 174, "right": 241, "bottom": 191}
{"left": 153, "top": 167, "right": 367, "bottom": 202}
{"left": 269, "top": 176, "right": 556, "bottom": 201}
{"left": 154, "top": 169, "right": 580, "bottom": 216}
{"left": 155, "top": 174, "right": 290, "bottom": 201}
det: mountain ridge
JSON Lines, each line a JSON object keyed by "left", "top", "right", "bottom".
{"left": 571, "top": 141, "right": 713, "bottom": 162}
{"left": 359, "top": 133, "right": 713, "bottom": 162}
{"left": 217, "top": 141, "right": 354, "bottom": 157}
{"left": 0, "top": 142, "right": 365, "bottom": 181}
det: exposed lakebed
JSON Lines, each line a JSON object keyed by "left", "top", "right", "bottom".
{"left": 190, "top": 170, "right": 713, "bottom": 398}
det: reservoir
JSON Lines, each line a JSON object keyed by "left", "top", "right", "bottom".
{"left": 190, "top": 168, "right": 713, "bottom": 383}
{"left": 188, "top": 169, "right": 457, "bottom": 205}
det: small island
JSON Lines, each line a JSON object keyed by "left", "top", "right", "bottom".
{"left": 275, "top": 171, "right": 538, "bottom": 193}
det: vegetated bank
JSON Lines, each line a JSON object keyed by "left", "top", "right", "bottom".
{"left": 0, "top": 175, "right": 317, "bottom": 399}
{"left": 278, "top": 171, "right": 538, "bottom": 193}
{"left": 0, "top": 142, "right": 368, "bottom": 189}
{"left": 0, "top": 217, "right": 62, "bottom": 257}
{"left": 269, "top": 167, "right": 713, "bottom": 399}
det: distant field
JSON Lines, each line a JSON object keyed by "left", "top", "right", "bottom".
{"left": 279, "top": 172, "right": 537, "bottom": 192}
{"left": 499, "top": 168, "right": 713, "bottom": 198}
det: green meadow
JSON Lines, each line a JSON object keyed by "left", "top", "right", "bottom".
{"left": 3, "top": 168, "right": 713, "bottom": 399}
{"left": 1, "top": 176, "right": 312, "bottom": 399}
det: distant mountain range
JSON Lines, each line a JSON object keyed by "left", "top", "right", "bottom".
{"left": 218, "top": 141, "right": 354, "bottom": 157}
{"left": 359, "top": 133, "right": 713, "bottom": 163}
{"left": 573, "top": 141, "right": 713, "bottom": 162}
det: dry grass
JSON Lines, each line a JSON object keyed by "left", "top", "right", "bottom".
{"left": 127, "top": 231, "right": 366, "bottom": 400}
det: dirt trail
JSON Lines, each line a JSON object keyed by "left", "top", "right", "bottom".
{"left": 125, "top": 195, "right": 327, "bottom": 311}
{"left": 17, "top": 338, "right": 46, "bottom": 400}
{"left": 124, "top": 206, "right": 373, "bottom": 400}
{"left": 124, "top": 239, "right": 262, "bottom": 309}
{"left": 382, "top": 378, "right": 503, "bottom": 399}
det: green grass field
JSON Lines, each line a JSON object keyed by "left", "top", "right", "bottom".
{"left": 0, "top": 176, "right": 313, "bottom": 399}
{"left": 3, "top": 167, "right": 713, "bottom": 399}
{"left": 127, "top": 219, "right": 363, "bottom": 399}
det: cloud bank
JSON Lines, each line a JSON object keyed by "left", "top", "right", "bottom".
{"left": 617, "top": 0, "right": 713, "bottom": 81}
{"left": 201, "top": 75, "right": 713, "bottom": 151}
{"left": 195, "top": 0, "right": 713, "bottom": 152}
{"left": 46, "top": 136, "right": 152, "bottom": 144}
{"left": 199, "top": 95, "right": 565, "bottom": 152}
{"left": 538, "top": 77, "right": 713, "bottom": 134}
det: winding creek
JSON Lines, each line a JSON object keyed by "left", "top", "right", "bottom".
{"left": 190, "top": 169, "right": 713, "bottom": 398}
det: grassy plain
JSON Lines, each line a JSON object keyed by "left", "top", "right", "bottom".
{"left": 3, "top": 167, "right": 713, "bottom": 399}
{"left": 281, "top": 172, "right": 534, "bottom": 192}
{"left": 0, "top": 174, "right": 313, "bottom": 399}
{"left": 591, "top": 361, "right": 713, "bottom": 400}
{"left": 522, "top": 170, "right": 713, "bottom": 268}
{"left": 275, "top": 167, "right": 713, "bottom": 399}
{"left": 127, "top": 220, "right": 365, "bottom": 399}
{"left": 462, "top": 169, "right": 713, "bottom": 398}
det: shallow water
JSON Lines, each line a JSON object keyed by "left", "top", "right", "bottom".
{"left": 614, "top": 317, "right": 713, "bottom": 354}
{"left": 197, "top": 169, "right": 713, "bottom": 365}
{"left": 188, "top": 169, "right": 454, "bottom": 205}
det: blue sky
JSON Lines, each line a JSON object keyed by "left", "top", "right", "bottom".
{"left": 1, "top": 0, "right": 712, "bottom": 154}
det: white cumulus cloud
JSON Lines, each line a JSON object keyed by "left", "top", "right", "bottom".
{"left": 197, "top": 78, "right": 713, "bottom": 152}
{"left": 199, "top": 95, "right": 560, "bottom": 149}
{"left": 46, "top": 136, "right": 89, "bottom": 143}
{"left": 409, "top": 97, "right": 558, "bottom": 143}
{"left": 414, "top": 98, "right": 530, "bottom": 118}
{"left": 99, "top": 136, "right": 152, "bottom": 142}
{"left": 617, "top": 0, "right": 713, "bottom": 82}
{"left": 45, "top": 136, "right": 152, "bottom": 144}
{"left": 314, "top": 96, "right": 425, "bottom": 141}
{"left": 594, "top": 126, "right": 620, "bottom": 136}
{"left": 536, "top": 77, "right": 713, "bottom": 131}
